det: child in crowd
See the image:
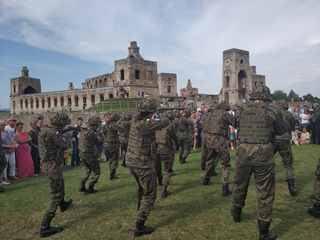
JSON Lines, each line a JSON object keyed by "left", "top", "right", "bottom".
{"left": 299, "top": 127, "right": 311, "bottom": 145}
{"left": 291, "top": 129, "right": 299, "bottom": 146}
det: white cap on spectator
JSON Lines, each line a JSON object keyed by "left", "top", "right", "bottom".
{"left": 197, "top": 108, "right": 201, "bottom": 111}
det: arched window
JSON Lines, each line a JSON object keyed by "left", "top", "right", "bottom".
{"left": 95, "top": 81, "right": 98, "bottom": 88}
{"left": 30, "top": 99, "right": 34, "bottom": 108}
{"left": 75, "top": 96, "right": 79, "bottom": 106}
{"left": 20, "top": 99, "right": 23, "bottom": 109}
{"left": 100, "top": 95, "right": 104, "bottom": 101}
{"left": 167, "top": 86, "right": 171, "bottom": 93}
{"left": 61, "top": 97, "right": 64, "bottom": 107}
{"left": 14, "top": 85, "right": 16, "bottom": 93}
{"left": 47, "top": 98, "right": 51, "bottom": 108}
{"left": 36, "top": 99, "right": 39, "bottom": 108}
{"left": 99, "top": 79, "right": 102, "bottom": 87}
{"left": 13, "top": 101, "right": 15, "bottom": 110}
{"left": 54, "top": 98, "right": 57, "bottom": 107}
{"left": 25, "top": 100, "right": 28, "bottom": 108}
{"left": 68, "top": 98, "right": 71, "bottom": 106}
{"left": 91, "top": 95, "right": 95, "bottom": 106}
{"left": 23, "top": 86, "right": 37, "bottom": 94}
{"left": 42, "top": 99, "right": 45, "bottom": 108}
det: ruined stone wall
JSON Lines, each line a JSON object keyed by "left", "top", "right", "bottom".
{"left": 83, "top": 73, "right": 113, "bottom": 89}
{"left": 0, "top": 111, "right": 138, "bottom": 133}
{"left": 158, "top": 73, "right": 177, "bottom": 97}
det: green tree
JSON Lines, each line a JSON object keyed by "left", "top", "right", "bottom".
{"left": 288, "top": 89, "right": 300, "bottom": 102}
{"left": 272, "top": 90, "right": 287, "bottom": 101}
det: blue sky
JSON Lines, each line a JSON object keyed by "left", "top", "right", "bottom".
{"left": 0, "top": 0, "right": 319, "bottom": 109}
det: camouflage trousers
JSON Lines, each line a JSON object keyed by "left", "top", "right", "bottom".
{"left": 120, "top": 142, "right": 128, "bottom": 159}
{"left": 0, "top": 155, "right": 6, "bottom": 175}
{"left": 205, "top": 148, "right": 230, "bottom": 184}
{"left": 232, "top": 143, "right": 276, "bottom": 223}
{"left": 205, "top": 135, "right": 231, "bottom": 184}
{"left": 128, "top": 167, "right": 157, "bottom": 221}
{"left": 274, "top": 140, "right": 295, "bottom": 180}
{"left": 310, "top": 158, "right": 320, "bottom": 205}
{"left": 169, "top": 149, "right": 175, "bottom": 171}
{"left": 155, "top": 154, "right": 173, "bottom": 186}
{"left": 178, "top": 138, "right": 192, "bottom": 158}
{"left": 82, "top": 157, "right": 101, "bottom": 186}
{"left": 44, "top": 169, "right": 65, "bottom": 218}
{"left": 105, "top": 146, "right": 119, "bottom": 170}
{"left": 153, "top": 154, "right": 162, "bottom": 182}
{"left": 201, "top": 133, "right": 208, "bottom": 164}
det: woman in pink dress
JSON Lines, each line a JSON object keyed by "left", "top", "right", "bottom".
{"left": 14, "top": 122, "right": 35, "bottom": 178}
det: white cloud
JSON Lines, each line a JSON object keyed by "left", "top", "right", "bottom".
{"left": 0, "top": 0, "right": 319, "bottom": 100}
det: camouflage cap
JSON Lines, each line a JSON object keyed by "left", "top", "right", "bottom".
{"left": 276, "top": 99, "right": 289, "bottom": 110}
{"left": 124, "top": 114, "right": 132, "bottom": 121}
{"left": 88, "top": 116, "right": 102, "bottom": 125}
{"left": 137, "top": 99, "right": 157, "bottom": 113}
{"left": 164, "top": 110, "right": 174, "bottom": 120}
{"left": 184, "top": 109, "right": 192, "bottom": 117}
{"left": 249, "top": 85, "right": 272, "bottom": 101}
{"left": 217, "top": 101, "right": 231, "bottom": 111}
{"left": 173, "top": 110, "right": 181, "bottom": 118}
{"left": 50, "top": 113, "right": 71, "bottom": 126}
{"left": 110, "top": 113, "right": 121, "bottom": 122}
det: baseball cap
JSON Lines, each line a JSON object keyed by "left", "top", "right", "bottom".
{"left": 197, "top": 108, "right": 201, "bottom": 111}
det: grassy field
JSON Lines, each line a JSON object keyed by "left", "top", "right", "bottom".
{"left": 87, "top": 98, "right": 160, "bottom": 112}
{"left": 1, "top": 144, "right": 319, "bottom": 239}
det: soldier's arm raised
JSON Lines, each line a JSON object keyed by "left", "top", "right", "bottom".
{"left": 88, "top": 131, "right": 104, "bottom": 145}
{"left": 141, "top": 117, "right": 170, "bottom": 135}
{"left": 52, "top": 131, "right": 72, "bottom": 151}
{"left": 113, "top": 124, "right": 125, "bottom": 133}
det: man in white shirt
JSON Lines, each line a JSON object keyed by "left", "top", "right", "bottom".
{"left": 5, "top": 117, "right": 17, "bottom": 135}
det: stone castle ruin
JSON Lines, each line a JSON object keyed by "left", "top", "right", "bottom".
{"left": 9, "top": 43, "right": 265, "bottom": 114}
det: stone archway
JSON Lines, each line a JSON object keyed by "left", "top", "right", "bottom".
{"left": 23, "top": 86, "right": 37, "bottom": 94}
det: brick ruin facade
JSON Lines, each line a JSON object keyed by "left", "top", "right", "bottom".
{"left": 219, "top": 48, "right": 266, "bottom": 105}
{"left": 9, "top": 45, "right": 265, "bottom": 114}
{"left": 9, "top": 41, "right": 178, "bottom": 114}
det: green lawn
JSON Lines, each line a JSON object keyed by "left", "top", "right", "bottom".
{"left": 87, "top": 98, "right": 160, "bottom": 112}
{"left": 1, "top": 144, "right": 319, "bottom": 239}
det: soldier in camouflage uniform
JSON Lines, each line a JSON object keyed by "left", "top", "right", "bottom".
{"left": 103, "top": 113, "right": 125, "bottom": 180}
{"left": 308, "top": 104, "right": 320, "bottom": 220}
{"left": 0, "top": 133, "right": 6, "bottom": 193}
{"left": 39, "top": 113, "right": 73, "bottom": 238}
{"left": 177, "top": 109, "right": 194, "bottom": 164}
{"left": 154, "top": 110, "right": 178, "bottom": 198}
{"left": 126, "top": 99, "right": 170, "bottom": 237}
{"left": 78, "top": 117, "right": 105, "bottom": 194}
{"left": 203, "top": 101, "right": 234, "bottom": 197}
{"left": 119, "top": 114, "right": 132, "bottom": 167}
{"left": 201, "top": 105, "right": 218, "bottom": 176}
{"left": 231, "top": 86, "right": 286, "bottom": 240}
{"left": 274, "top": 99, "right": 298, "bottom": 196}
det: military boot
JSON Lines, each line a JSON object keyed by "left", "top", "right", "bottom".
{"left": 180, "top": 157, "right": 189, "bottom": 164}
{"left": 109, "top": 169, "right": 119, "bottom": 180}
{"left": 212, "top": 171, "right": 218, "bottom": 176}
{"left": 308, "top": 204, "right": 320, "bottom": 219}
{"left": 222, "top": 184, "right": 232, "bottom": 196}
{"left": 203, "top": 178, "right": 210, "bottom": 186}
{"left": 134, "top": 219, "right": 154, "bottom": 237}
{"left": 60, "top": 198, "right": 73, "bottom": 212}
{"left": 179, "top": 155, "right": 182, "bottom": 163}
{"left": 258, "top": 222, "right": 276, "bottom": 240}
{"left": 79, "top": 181, "right": 87, "bottom": 192}
{"left": 121, "top": 156, "right": 126, "bottom": 167}
{"left": 287, "top": 179, "right": 298, "bottom": 196}
{"left": 161, "top": 185, "right": 172, "bottom": 198}
{"left": 201, "top": 162, "right": 205, "bottom": 171}
{"left": 86, "top": 184, "right": 98, "bottom": 194}
{"left": 172, "top": 172, "right": 177, "bottom": 176}
{"left": 40, "top": 217, "right": 63, "bottom": 238}
{"left": 231, "top": 205, "right": 242, "bottom": 222}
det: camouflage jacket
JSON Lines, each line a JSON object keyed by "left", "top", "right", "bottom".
{"left": 207, "top": 110, "right": 234, "bottom": 138}
{"left": 202, "top": 111, "right": 214, "bottom": 134}
{"left": 177, "top": 116, "right": 193, "bottom": 140}
{"left": 275, "top": 108, "right": 295, "bottom": 141}
{"left": 39, "top": 126, "right": 71, "bottom": 173}
{"left": 103, "top": 123, "right": 125, "bottom": 148}
{"left": 312, "top": 105, "right": 320, "bottom": 124}
{"left": 79, "top": 129, "right": 104, "bottom": 159}
{"left": 119, "top": 120, "right": 132, "bottom": 143}
{"left": 234, "top": 102, "right": 286, "bottom": 144}
{"left": 156, "top": 122, "right": 177, "bottom": 154}
{"left": 126, "top": 117, "right": 170, "bottom": 168}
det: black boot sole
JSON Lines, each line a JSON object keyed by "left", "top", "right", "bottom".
{"left": 231, "top": 205, "right": 241, "bottom": 222}
{"left": 134, "top": 229, "right": 154, "bottom": 237}
{"left": 40, "top": 227, "right": 63, "bottom": 238}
